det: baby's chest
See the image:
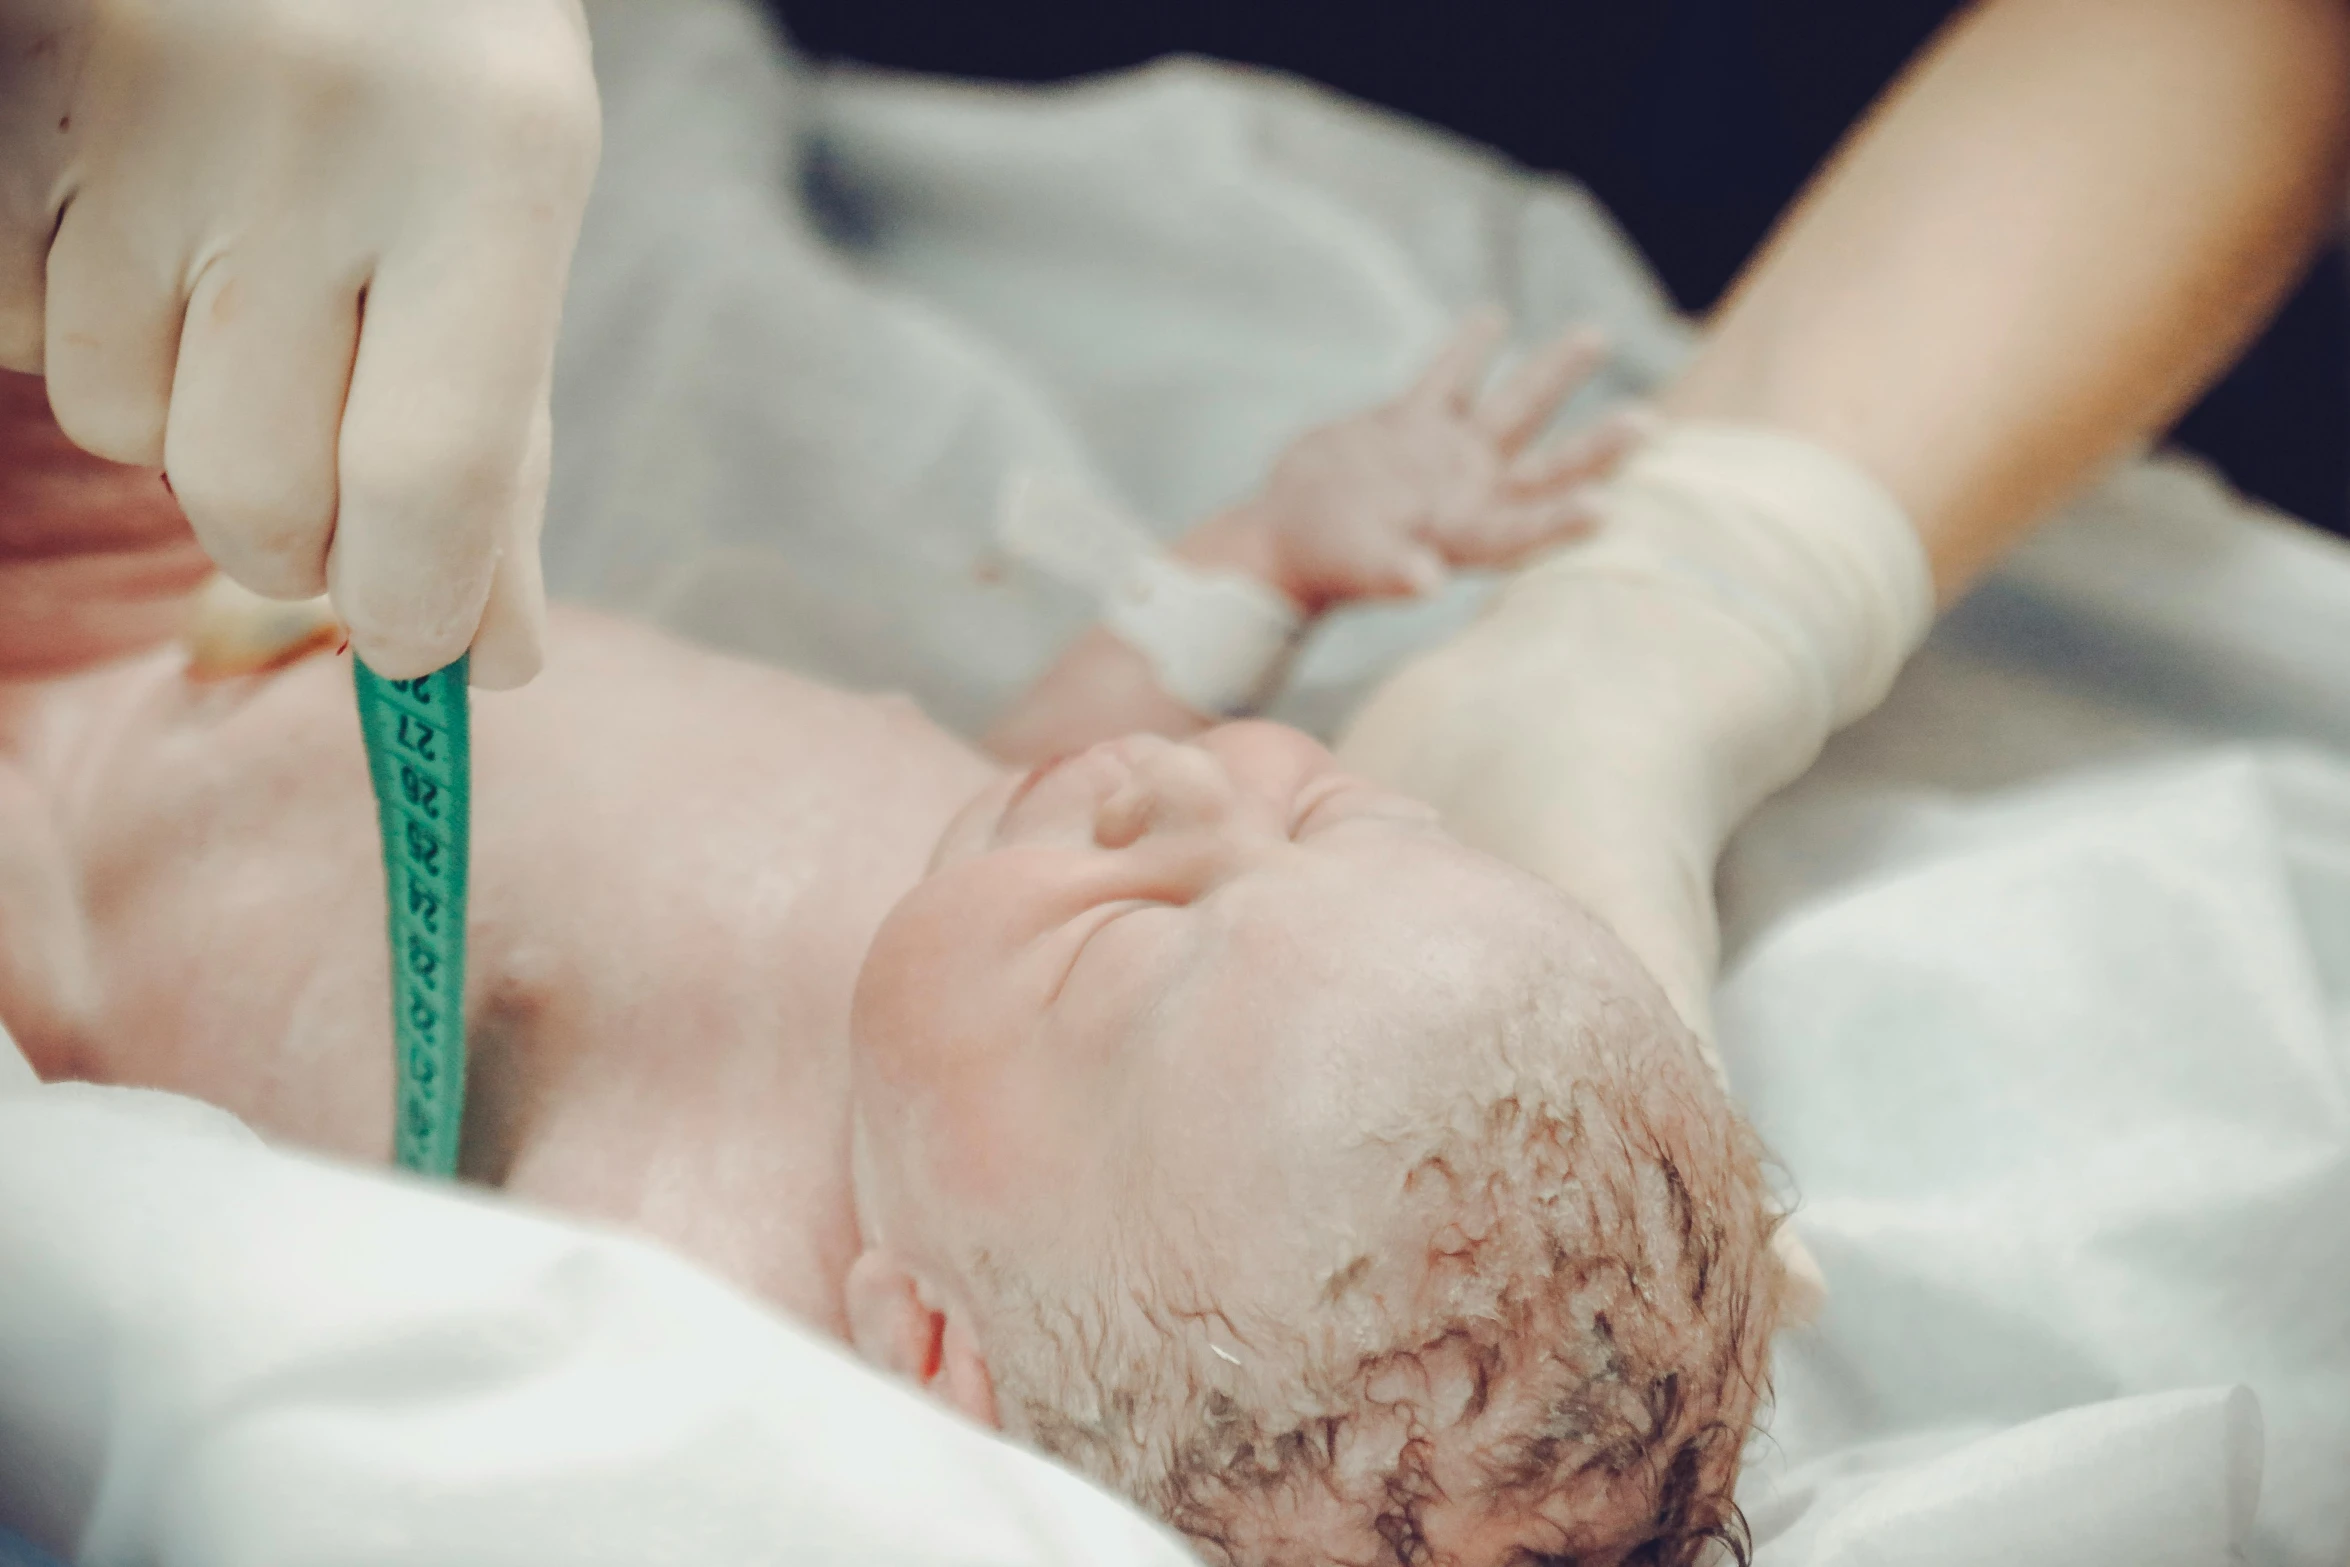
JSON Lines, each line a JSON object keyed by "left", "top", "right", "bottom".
{"left": 69, "top": 834, "right": 403, "bottom": 1163}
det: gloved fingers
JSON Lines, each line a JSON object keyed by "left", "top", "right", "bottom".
{"left": 464, "top": 392, "right": 552, "bottom": 691}
{"left": 328, "top": 240, "right": 561, "bottom": 680}
{"left": 161, "top": 256, "right": 360, "bottom": 601}
{"left": 468, "top": 543, "right": 545, "bottom": 690}
{"left": 1504, "top": 404, "right": 1656, "bottom": 496}
{"left": 1474, "top": 326, "right": 1608, "bottom": 453}
{"left": 39, "top": 194, "right": 180, "bottom": 467}
{"left": 1402, "top": 306, "right": 1508, "bottom": 418}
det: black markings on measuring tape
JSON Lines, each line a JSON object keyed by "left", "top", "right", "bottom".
{"left": 357, "top": 657, "right": 470, "bottom": 1179}
{"left": 400, "top": 763, "right": 441, "bottom": 819}
{"left": 396, "top": 711, "right": 439, "bottom": 762}
{"left": 403, "top": 818, "right": 442, "bottom": 873}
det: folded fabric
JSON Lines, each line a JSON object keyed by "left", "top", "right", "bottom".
{"left": 0, "top": 1044, "right": 1195, "bottom": 1566}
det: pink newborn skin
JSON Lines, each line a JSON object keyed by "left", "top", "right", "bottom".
{"left": 3, "top": 610, "right": 991, "bottom": 1331}
{"left": 0, "top": 611, "right": 1787, "bottom": 1566}
{"left": 0, "top": 315, "right": 1788, "bottom": 1564}
{"left": 0, "top": 369, "right": 212, "bottom": 678}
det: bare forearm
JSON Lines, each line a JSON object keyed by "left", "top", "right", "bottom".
{"left": 985, "top": 320, "right": 1629, "bottom": 762}
{"left": 1666, "top": 0, "right": 2350, "bottom": 596}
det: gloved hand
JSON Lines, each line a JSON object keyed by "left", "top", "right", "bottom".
{"left": 1337, "top": 423, "right": 1933, "bottom": 1319}
{"left": 0, "top": 0, "right": 601, "bottom": 688}
{"left": 1336, "top": 422, "right": 1934, "bottom": 1056}
{"left": 1209, "top": 311, "right": 1647, "bottom": 613}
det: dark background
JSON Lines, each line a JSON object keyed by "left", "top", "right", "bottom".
{"left": 771, "top": 0, "right": 2349, "bottom": 537}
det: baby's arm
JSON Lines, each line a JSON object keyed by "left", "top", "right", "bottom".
{"left": 983, "top": 316, "right": 1642, "bottom": 765}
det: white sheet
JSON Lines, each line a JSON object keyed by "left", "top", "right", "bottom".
{"left": 0, "top": 1040, "right": 1198, "bottom": 1566}
{"left": 547, "top": 0, "right": 1686, "bottom": 737}
{"left": 1724, "top": 462, "right": 2350, "bottom": 1566}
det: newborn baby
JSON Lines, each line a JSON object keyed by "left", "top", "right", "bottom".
{"left": 0, "top": 325, "right": 1788, "bottom": 1567}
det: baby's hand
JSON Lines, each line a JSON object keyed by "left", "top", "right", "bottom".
{"left": 1212, "top": 313, "right": 1648, "bottom": 614}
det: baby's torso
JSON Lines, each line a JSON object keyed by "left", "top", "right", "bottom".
{"left": 4, "top": 607, "right": 997, "bottom": 1332}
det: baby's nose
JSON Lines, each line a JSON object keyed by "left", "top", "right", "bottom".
{"left": 1094, "top": 735, "right": 1257, "bottom": 846}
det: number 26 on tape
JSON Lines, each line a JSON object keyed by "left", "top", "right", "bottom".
{"left": 404, "top": 819, "right": 443, "bottom": 874}
{"left": 406, "top": 879, "right": 442, "bottom": 935}
{"left": 399, "top": 763, "right": 441, "bottom": 819}
{"left": 406, "top": 933, "right": 441, "bottom": 989}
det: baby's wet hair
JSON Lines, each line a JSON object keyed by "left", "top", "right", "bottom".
{"left": 972, "top": 953, "right": 1789, "bottom": 1567}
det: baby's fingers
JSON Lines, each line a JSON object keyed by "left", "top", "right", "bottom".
{"left": 1403, "top": 307, "right": 1508, "bottom": 417}
{"left": 1505, "top": 404, "right": 1656, "bottom": 495}
{"left": 1434, "top": 492, "right": 1602, "bottom": 571}
{"left": 1475, "top": 326, "right": 1608, "bottom": 453}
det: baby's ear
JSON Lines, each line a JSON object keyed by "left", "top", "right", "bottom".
{"left": 844, "top": 1249, "right": 938, "bottom": 1378}
{"left": 935, "top": 1314, "right": 1001, "bottom": 1431}
{"left": 842, "top": 1250, "right": 1001, "bottom": 1430}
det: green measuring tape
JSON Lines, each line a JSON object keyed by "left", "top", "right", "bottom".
{"left": 354, "top": 655, "right": 472, "bottom": 1178}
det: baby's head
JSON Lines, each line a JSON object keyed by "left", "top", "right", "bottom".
{"left": 846, "top": 724, "right": 1787, "bottom": 1565}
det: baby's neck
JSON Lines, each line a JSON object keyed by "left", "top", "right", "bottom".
{"left": 9, "top": 610, "right": 1008, "bottom": 1341}
{"left": 416, "top": 618, "right": 1005, "bottom": 1336}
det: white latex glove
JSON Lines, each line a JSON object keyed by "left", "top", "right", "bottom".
{"left": 1337, "top": 421, "right": 1934, "bottom": 1064}
{"left": 1337, "top": 424, "right": 1931, "bottom": 1318}
{"left": 0, "top": 0, "right": 602, "bottom": 687}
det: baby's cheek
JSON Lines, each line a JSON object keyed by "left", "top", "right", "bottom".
{"left": 846, "top": 897, "right": 951, "bottom": 1088}
{"left": 851, "top": 866, "right": 1033, "bottom": 1097}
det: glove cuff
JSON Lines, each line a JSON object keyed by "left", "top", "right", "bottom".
{"left": 1486, "top": 421, "right": 1933, "bottom": 836}
{"left": 1556, "top": 421, "right": 1933, "bottom": 729}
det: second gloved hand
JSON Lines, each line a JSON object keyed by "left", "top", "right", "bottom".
{"left": 1335, "top": 424, "right": 1936, "bottom": 1320}
{"left": 0, "top": 0, "right": 602, "bottom": 687}
{"left": 1336, "top": 422, "right": 1934, "bottom": 1055}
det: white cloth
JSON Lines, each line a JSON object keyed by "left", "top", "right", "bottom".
{"left": 994, "top": 466, "right": 1302, "bottom": 717}
{"left": 0, "top": 1020, "right": 33, "bottom": 1095}
{"left": 544, "top": 0, "right": 1684, "bottom": 735}
{"left": 0, "top": 1064, "right": 1196, "bottom": 1565}
{"left": 1721, "top": 459, "right": 2350, "bottom": 1567}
